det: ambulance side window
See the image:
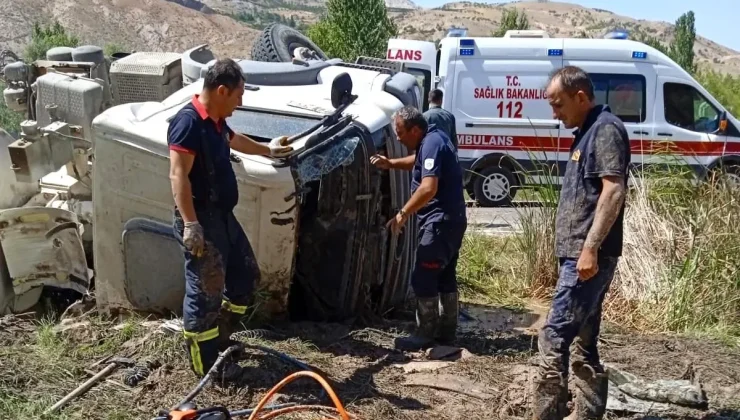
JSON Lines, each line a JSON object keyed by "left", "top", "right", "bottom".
{"left": 663, "top": 83, "right": 720, "bottom": 133}
{"left": 590, "top": 74, "right": 647, "bottom": 123}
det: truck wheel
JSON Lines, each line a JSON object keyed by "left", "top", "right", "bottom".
{"left": 473, "top": 165, "right": 517, "bottom": 207}
{"left": 251, "top": 23, "right": 329, "bottom": 63}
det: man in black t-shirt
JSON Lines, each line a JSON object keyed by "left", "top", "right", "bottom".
{"left": 532, "top": 66, "right": 630, "bottom": 420}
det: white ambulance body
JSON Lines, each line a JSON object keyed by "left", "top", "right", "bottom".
{"left": 386, "top": 31, "right": 740, "bottom": 207}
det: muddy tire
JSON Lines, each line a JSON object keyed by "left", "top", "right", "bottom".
{"left": 473, "top": 165, "right": 517, "bottom": 207}
{"left": 251, "top": 23, "right": 328, "bottom": 63}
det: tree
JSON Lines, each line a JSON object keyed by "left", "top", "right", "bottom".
{"left": 25, "top": 21, "right": 80, "bottom": 62}
{"left": 669, "top": 11, "right": 696, "bottom": 74}
{"left": 633, "top": 11, "right": 695, "bottom": 74}
{"left": 634, "top": 33, "right": 669, "bottom": 55}
{"left": 307, "top": 0, "right": 398, "bottom": 61}
{"left": 493, "top": 8, "right": 529, "bottom": 37}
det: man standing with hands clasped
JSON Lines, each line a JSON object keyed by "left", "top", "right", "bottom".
{"left": 370, "top": 106, "right": 467, "bottom": 351}
{"left": 532, "top": 66, "right": 630, "bottom": 420}
{"left": 168, "top": 58, "right": 293, "bottom": 383}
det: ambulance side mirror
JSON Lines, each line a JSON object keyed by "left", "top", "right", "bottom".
{"left": 718, "top": 111, "right": 728, "bottom": 134}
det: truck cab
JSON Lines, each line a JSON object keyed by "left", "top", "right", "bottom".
{"left": 0, "top": 29, "right": 423, "bottom": 322}
{"left": 387, "top": 30, "right": 740, "bottom": 206}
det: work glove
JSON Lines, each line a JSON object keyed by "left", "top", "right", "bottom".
{"left": 183, "top": 221, "right": 205, "bottom": 258}
{"left": 268, "top": 136, "right": 293, "bottom": 158}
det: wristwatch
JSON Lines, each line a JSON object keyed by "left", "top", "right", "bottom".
{"left": 398, "top": 209, "right": 407, "bottom": 218}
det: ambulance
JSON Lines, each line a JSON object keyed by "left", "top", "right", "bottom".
{"left": 386, "top": 29, "right": 740, "bottom": 207}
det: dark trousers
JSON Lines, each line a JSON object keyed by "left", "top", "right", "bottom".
{"left": 411, "top": 220, "right": 467, "bottom": 298}
{"left": 173, "top": 207, "right": 260, "bottom": 375}
{"left": 537, "top": 256, "right": 618, "bottom": 382}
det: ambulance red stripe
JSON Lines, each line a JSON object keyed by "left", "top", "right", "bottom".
{"left": 456, "top": 134, "right": 740, "bottom": 156}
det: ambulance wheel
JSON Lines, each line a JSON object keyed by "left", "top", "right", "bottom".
{"left": 712, "top": 163, "right": 740, "bottom": 191}
{"left": 473, "top": 165, "right": 517, "bottom": 207}
{"left": 251, "top": 23, "right": 329, "bottom": 63}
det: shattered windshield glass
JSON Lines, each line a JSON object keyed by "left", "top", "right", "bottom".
{"left": 227, "top": 109, "right": 319, "bottom": 141}
{"left": 295, "top": 135, "right": 361, "bottom": 186}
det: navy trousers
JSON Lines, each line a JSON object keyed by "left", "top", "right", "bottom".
{"left": 411, "top": 220, "right": 467, "bottom": 299}
{"left": 173, "top": 207, "right": 260, "bottom": 375}
{"left": 537, "top": 256, "right": 618, "bottom": 381}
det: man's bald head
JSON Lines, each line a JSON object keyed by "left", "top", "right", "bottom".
{"left": 546, "top": 66, "right": 596, "bottom": 129}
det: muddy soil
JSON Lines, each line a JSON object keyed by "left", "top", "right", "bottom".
{"left": 0, "top": 303, "right": 739, "bottom": 420}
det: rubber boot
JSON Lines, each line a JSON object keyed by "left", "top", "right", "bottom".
{"left": 183, "top": 336, "right": 248, "bottom": 385}
{"left": 437, "top": 292, "right": 459, "bottom": 345}
{"left": 566, "top": 362, "right": 609, "bottom": 420}
{"left": 394, "top": 297, "right": 439, "bottom": 351}
{"left": 531, "top": 372, "right": 568, "bottom": 420}
{"left": 216, "top": 310, "right": 245, "bottom": 359}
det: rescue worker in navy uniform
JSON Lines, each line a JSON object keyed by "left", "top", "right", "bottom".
{"left": 532, "top": 66, "right": 629, "bottom": 420}
{"left": 423, "top": 89, "right": 458, "bottom": 150}
{"left": 168, "top": 58, "right": 292, "bottom": 382}
{"left": 370, "top": 106, "right": 467, "bottom": 351}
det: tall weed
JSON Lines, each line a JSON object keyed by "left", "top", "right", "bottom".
{"left": 464, "top": 142, "right": 740, "bottom": 338}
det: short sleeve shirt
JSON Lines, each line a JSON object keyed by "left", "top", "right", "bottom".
{"left": 555, "top": 105, "right": 631, "bottom": 258}
{"left": 411, "top": 124, "right": 467, "bottom": 226}
{"left": 167, "top": 95, "right": 239, "bottom": 212}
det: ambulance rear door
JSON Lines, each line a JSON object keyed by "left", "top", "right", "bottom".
{"left": 451, "top": 37, "right": 565, "bottom": 185}
{"left": 386, "top": 39, "right": 438, "bottom": 111}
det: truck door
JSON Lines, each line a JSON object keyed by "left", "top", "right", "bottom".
{"left": 452, "top": 38, "right": 564, "bottom": 206}
{"left": 653, "top": 75, "right": 733, "bottom": 172}
{"left": 561, "top": 59, "right": 658, "bottom": 170}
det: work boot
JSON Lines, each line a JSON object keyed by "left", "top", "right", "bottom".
{"left": 216, "top": 309, "right": 246, "bottom": 358}
{"left": 437, "top": 292, "right": 459, "bottom": 345}
{"left": 214, "top": 360, "right": 249, "bottom": 386}
{"left": 531, "top": 372, "right": 568, "bottom": 420}
{"left": 182, "top": 339, "right": 248, "bottom": 385}
{"left": 394, "top": 297, "right": 439, "bottom": 351}
{"left": 566, "top": 362, "right": 609, "bottom": 420}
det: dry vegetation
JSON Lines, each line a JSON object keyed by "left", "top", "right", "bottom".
{"left": 460, "top": 162, "right": 740, "bottom": 342}
{"left": 1, "top": 301, "right": 739, "bottom": 420}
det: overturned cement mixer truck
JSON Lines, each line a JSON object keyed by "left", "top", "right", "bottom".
{"left": 0, "top": 24, "right": 426, "bottom": 322}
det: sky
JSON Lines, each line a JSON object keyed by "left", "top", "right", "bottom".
{"left": 412, "top": 0, "right": 739, "bottom": 52}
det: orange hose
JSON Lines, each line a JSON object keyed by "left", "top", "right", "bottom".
{"left": 256, "top": 405, "right": 358, "bottom": 420}
{"left": 247, "top": 371, "right": 351, "bottom": 420}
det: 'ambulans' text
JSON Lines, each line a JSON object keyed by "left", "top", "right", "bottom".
{"left": 457, "top": 135, "right": 515, "bottom": 147}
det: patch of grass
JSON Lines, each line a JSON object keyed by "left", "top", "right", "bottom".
{"left": 461, "top": 134, "right": 740, "bottom": 339}
{"left": 457, "top": 232, "right": 527, "bottom": 308}
{"left": 610, "top": 165, "right": 740, "bottom": 336}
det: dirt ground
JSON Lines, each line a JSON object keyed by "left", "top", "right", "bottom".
{"left": 0, "top": 300, "right": 739, "bottom": 420}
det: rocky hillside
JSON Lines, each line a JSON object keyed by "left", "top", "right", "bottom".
{"left": 0, "top": 0, "right": 262, "bottom": 59}
{"left": 1, "top": 0, "right": 738, "bottom": 74}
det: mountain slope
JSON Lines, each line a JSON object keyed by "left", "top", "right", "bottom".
{"left": 0, "top": 0, "right": 737, "bottom": 75}
{"left": 0, "top": 0, "right": 260, "bottom": 59}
